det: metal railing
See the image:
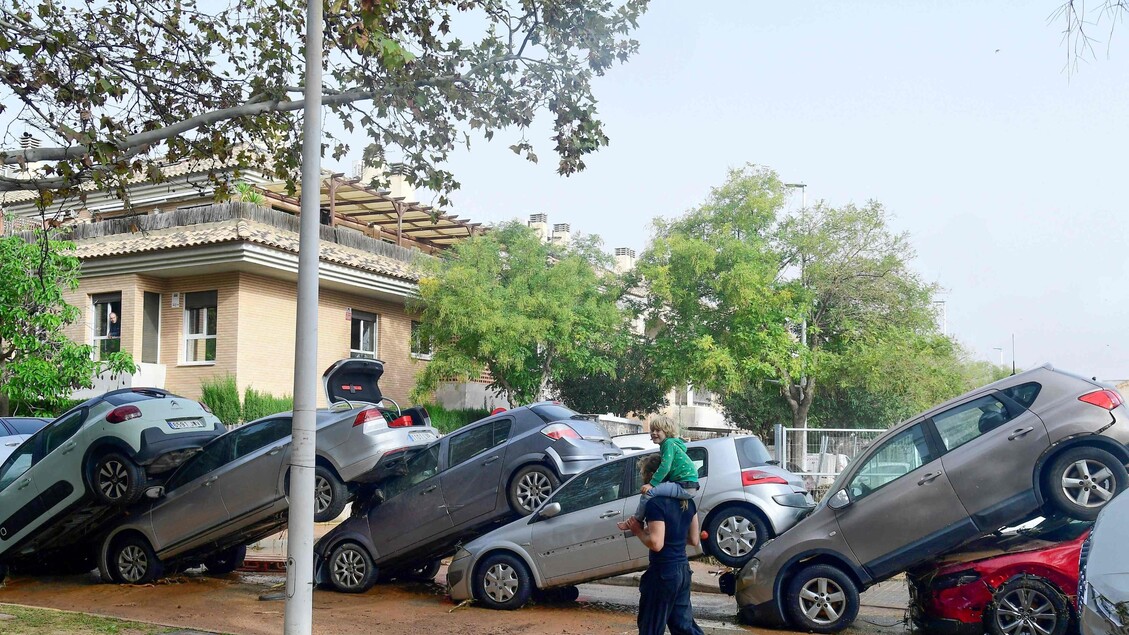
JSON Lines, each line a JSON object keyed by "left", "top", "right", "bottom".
{"left": 774, "top": 424, "right": 887, "bottom": 501}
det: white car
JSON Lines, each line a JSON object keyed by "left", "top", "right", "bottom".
{"left": 0, "top": 417, "right": 51, "bottom": 464}
{"left": 0, "top": 388, "right": 224, "bottom": 572}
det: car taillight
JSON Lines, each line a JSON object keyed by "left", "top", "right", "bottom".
{"left": 199, "top": 401, "right": 213, "bottom": 414}
{"left": 741, "top": 469, "right": 788, "bottom": 486}
{"left": 353, "top": 408, "right": 384, "bottom": 427}
{"left": 388, "top": 415, "right": 413, "bottom": 428}
{"left": 106, "top": 405, "right": 143, "bottom": 424}
{"left": 1078, "top": 389, "right": 1124, "bottom": 410}
{"left": 542, "top": 423, "right": 580, "bottom": 440}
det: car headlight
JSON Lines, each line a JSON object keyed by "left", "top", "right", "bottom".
{"left": 452, "top": 546, "right": 471, "bottom": 562}
{"left": 1091, "top": 585, "right": 1126, "bottom": 627}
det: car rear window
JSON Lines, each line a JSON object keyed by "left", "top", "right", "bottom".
{"left": 104, "top": 389, "right": 184, "bottom": 406}
{"left": 529, "top": 404, "right": 582, "bottom": 423}
{"left": 1001, "top": 382, "right": 1041, "bottom": 409}
{"left": 735, "top": 436, "right": 773, "bottom": 468}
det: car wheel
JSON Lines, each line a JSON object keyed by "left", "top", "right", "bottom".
{"left": 313, "top": 466, "right": 348, "bottom": 523}
{"left": 203, "top": 545, "right": 247, "bottom": 575}
{"left": 401, "top": 558, "right": 441, "bottom": 582}
{"left": 535, "top": 584, "right": 580, "bottom": 604}
{"left": 1044, "top": 447, "right": 1128, "bottom": 521}
{"left": 108, "top": 535, "right": 164, "bottom": 584}
{"left": 783, "top": 564, "right": 860, "bottom": 634}
{"left": 985, "top": 577, "right": 1070, "bottom": 635}
{"left": 507, "top": 465, "right": 560, "bottom": 515}
{"left": 328, "top": 542, "right": 377, "bottom": 593}
{"left": 92, "top": 452, "right": 146, "bottom": 507}
{"left": 473, "top": 552, "right": 533, "bottom": 610}
{"left": 706, "top": 505, "right": 769, "bottom": 568}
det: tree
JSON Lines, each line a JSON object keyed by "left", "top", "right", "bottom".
{"left": 410, "top": 222, "right": 626, "bottom": 406}
{"left": 0, "top": 0, "right": 648, "bottom": 207}
{"left": 638, "top": 165, "right": 950, "bottom": 440}
{"left": 0, "top": 232, "right": 136, "bottom": 416}
{"left": 551, "top": 335, "right": 671, "bottom": 416}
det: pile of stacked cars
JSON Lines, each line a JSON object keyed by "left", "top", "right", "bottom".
{"left": 727, "top": 364, "right": 1129, "bottom": 633}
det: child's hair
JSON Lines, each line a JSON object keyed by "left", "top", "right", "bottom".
{"left": 649, "top": 415, "right": 679, "bottom": 439}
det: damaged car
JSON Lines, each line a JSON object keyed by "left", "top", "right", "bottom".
{"left": 94, "top": 358, "right": 438, "bottom": 583}
{"left": 0, "top": 388, "right": 224, "bottom": 578}
{"left": 1079, "top": 476, "right": 1129, "bottom": 635}
{"left": 909, "top": 517, "right": 1090, "bottom": 635}
{"left": 732, "top": 365, "right": 1129, "bottom": 633}
{"left": 314, "top": 402, "right": 623, "bottom": 593}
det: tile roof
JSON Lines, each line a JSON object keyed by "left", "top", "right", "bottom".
{"left": 73, "top": 217, "right": 422, "bottom": 281}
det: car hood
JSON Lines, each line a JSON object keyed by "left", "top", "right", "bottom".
{"left": 1088, "top": 510, "right": 1129, "bottom": 591}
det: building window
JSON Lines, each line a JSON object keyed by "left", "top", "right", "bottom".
{"left": 350, "top": 310, "right": 378, "bottom": 359}
{"left": 410, "top": 321, "right": 433, "bottom": 359}
{"left": 92, "top": 292, "right": 122, "bottom": 360}
{"left": 184, "top": 291, "right": 217, "bottom": 363}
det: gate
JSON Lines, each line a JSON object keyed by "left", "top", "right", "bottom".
{"left": 773, "top": 424, "right": 886, "bottom": 502}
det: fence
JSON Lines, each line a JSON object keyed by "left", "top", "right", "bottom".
{"left": 773, "top": 424, "right": 887, "bottom": 502}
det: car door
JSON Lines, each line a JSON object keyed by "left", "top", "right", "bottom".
{"left": 217, "top": 417, "right": 293, "bottom": 520}
{"left": 439, "top": 418, "right": 511, "bottom": 526}
{"left": 930, "top": 391, "right": 1050, "bottom": 531}
{"left": 833, "top": 421, "right": 975, "bottom": 580}
{"left": 0, "top": 440, "right": 42, "bottom": 550}
{"left": 148, "top": 435, "right": 234, "bottom": 551}
{"left": 23, "top": 408, "right": 89, "bottom": 519}
{"left": 529, "top": 458, "right": 631, "bottom": 584}
{"left": 367, "top": 443, "right": 452, "bottom": 558}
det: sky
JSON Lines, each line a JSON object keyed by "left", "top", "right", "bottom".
{"left": 326, "top": 1, "right": 1129, "bottom": 382}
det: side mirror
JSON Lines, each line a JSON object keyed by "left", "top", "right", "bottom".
{"left": 536, "top": 502, "right": 562, "bottom": 521}
{"left": 826, "top": 489, "right": 851, "bottom": 510}
{"left": 144, "top": 486, "right": 165, "bottom": 499}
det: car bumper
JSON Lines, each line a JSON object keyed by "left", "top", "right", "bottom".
{"left": 737, "top": 599, "right": 788, "bottom": 629}
{"left": 137, "top": 425, "right": 225, "bottom": 473}
{"left": 761, "top": 490, "right": 815, "bottom": 536}
{"left": 334, "top": 427, "right": 438, "bottom": 483}
{"left": 446, "top": 550, "right": 473, "bottom": 601}
{"left": 1080, "top": 602, "right": 1122, "bottom": 635}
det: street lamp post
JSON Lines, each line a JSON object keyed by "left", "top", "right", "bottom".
{"left": 993, "top": 347, "right": 1004, "bottom": 365}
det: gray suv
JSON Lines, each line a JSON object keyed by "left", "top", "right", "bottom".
{"left": 734, "top": 365, "right": 1129, "bottom": 633}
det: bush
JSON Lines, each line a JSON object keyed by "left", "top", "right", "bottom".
{"left": 200, "top": 375, "right": 242, "bottom": 426}
{"left": 243, "top": 387, "right": 293, "bottom": 422}
{"left": 8, "top": 398, "right": 83, "bottom": 418}
{"left": 424, "top": 403, "right": 491, "bottom": 434}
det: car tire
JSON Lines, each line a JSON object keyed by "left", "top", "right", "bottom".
{"left": 92, "top": 452, "right": 146, "bottom": 507}
{"left": 507, "top": 465, "right": 560, "bottom": 515}
{"left": 783, "top": 564, "right": 860, "bottom": 634}
{"left": 327, "top": 541, "right": 377, "bottom": 593}
{"left": 985, "top": 577, "right": 1071, "bottom": 635}
{"left": 706, "top": 505, "right": 769, "bottom": 568}
{"left": 203, "top": 545, "right": 247, "bottom": 575}
{"left": 1043, "top": 446, "right": 1128, "bottom": 521}
{"left": 107, "top": 535, "right": 164, "bottom": 584}
{"left": 401, "top": 558, "right": 441, "bottom": 582}
{"left": 473, "top": 552, "right": 533, "bottom": 610}
{"left": 313, "top": 466, "right": 348, "bottom": 523}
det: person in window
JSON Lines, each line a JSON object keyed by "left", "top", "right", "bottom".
{"left": 108, "top": 311, "right": 121, "bottom": 337}
{"left": 625, "top": 453, "right": 705, "bottom": 635}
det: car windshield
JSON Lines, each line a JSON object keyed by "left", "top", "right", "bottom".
{"left": 529, "top": 404, "right": 583, "bottom": 423}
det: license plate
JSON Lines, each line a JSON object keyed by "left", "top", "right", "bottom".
{"left": 167, "top": 418, "right": 206, "bottom": 430}
{"left": 409, "top": 431, "right": 436, "bottom": 442}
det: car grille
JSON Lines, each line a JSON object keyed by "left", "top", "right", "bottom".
{"left": 1077, "top": 533, "right": 1092, "bottom": 609}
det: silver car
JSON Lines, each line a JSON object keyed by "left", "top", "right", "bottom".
{"left": 734, "top": 365, "right": 1129, "bottom": 633}
{"left": 446, "top": 435, "right": 813, "bottom": 610}
{"left": 0, "top": 417, "right": 51, "bottom": 464}
{"left": 93, "top": 358, "right": 438, "bottom": 584}
{"left": 1079, "top": 488, "right": 1129, "bottom": 635}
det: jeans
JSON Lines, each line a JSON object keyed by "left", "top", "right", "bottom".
{"left": 637, "top": 562, "right": 704, "bottom": 635}
{"left": 631, "top": 481, "right": 694, "bottom": 521}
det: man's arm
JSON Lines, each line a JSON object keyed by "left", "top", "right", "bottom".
{"left": 686, "top": 512, "right": 700, "bottom": 547}
{"left": 626, "top": 516, "right": 666, "bottom": 552}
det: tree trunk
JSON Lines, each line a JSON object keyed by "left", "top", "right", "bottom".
{"left": 0, "top": 387, "right": 9, "bottom": 417}
{"left": 781, "top": 378, "right": 816, "bottom": 472}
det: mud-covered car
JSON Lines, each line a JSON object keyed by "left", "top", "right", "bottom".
{"left": 313, "top": 402, "right": 623, "bottom": 593}
{"left": 446, "top": 435, "right": 812, "bottom": 610}
{"left": 909, "top": 518, "right": 1090, "bottom": 635}
{"left": 733, "top": 365, "right": 1129, "bottom": 633}
{"left": 0, "top": 388, "right": 224, "bottom": 573}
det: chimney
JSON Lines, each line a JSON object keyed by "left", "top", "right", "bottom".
{"left": 614, "top": 247, "right": 636, "bottom": 273}
{"left": 387, "top": 162, "right": 415, "bottom": 201}
{"left": 551, "top": 223, "right": 570, "bottom": 245}
{"left": 528, "top": 213, "right": 548, "bottom": 241}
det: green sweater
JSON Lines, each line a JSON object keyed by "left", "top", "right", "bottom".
{"left": 649, "top": 437, "right": 699, "bottom": 488}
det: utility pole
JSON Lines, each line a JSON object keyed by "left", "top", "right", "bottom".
{"left": 993, "top": 346, "right": 1004, "bottom": 365}
{"left": 284, "top": 0, "right": 323, "bottom": 631}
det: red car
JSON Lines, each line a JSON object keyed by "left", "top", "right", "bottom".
{"left": 909, "top": 518, "right": 1090, "bottom": 635}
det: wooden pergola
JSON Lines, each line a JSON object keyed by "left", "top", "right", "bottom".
{"left": 260, "top": 173, "right": 483, "bottom": 252}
